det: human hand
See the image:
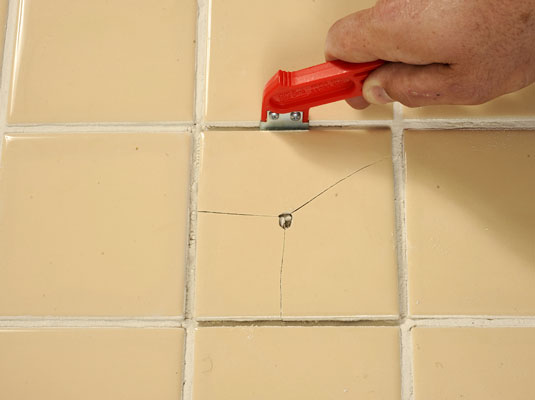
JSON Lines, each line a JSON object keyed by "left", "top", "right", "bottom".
{"left": 325, "top": 0, "right": 535, "bottom": 109}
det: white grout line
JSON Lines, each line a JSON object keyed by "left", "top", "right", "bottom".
{"left": 181, "top": 0, "right": 211, "bottom": 398}
{"left": 192, "top": 0, "right": 210, "bottom": 125}
{"left": 393, "top": 101, "right": 412, "bottom": 400}
{"left": 400, "top": 321, "right": 415, "bottom": 400}
{"left": 202, "top": 119, "right": 395, "bottom": 130}
{"left": 5, "top": 122, "right": 193, "bottom": 133}
{"left": 307, "top": 119, "right": 393, "bottom": 128}
{"left": 0, "top": 316, "right": 185, "bottom": 328}
{"left": 181, "top": 125, "right": 201, "bottom": 400}
{"left": 181, "top": 320, "right": 197, "bottom": 400}
{"left": 410, "top": 316, "right": 535, "bottom": 328}
{"left": 392, "top": 103, "right": 408, "bottom": 319}
{"left": 403, "top": 118, "right": 535, "bottom": 130}
{"left": 196, "top": 116, "right": 535, "bottom": 131}
{"left": 393, "top": 101, "right": 404, "bottom": 121}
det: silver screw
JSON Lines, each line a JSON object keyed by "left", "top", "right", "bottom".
{"left": 290, "top": 112, "right": 301, "bottom": 121}
{"left": 269, "top": 112, "right": 280, "bottom": 120}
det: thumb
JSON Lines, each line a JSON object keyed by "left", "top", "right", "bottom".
{"left": 362, "top": 63, "right": 473, "bottom": 107}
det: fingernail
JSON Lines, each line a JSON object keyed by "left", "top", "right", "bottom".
{"left": 363, "top": 79, "right": 393, "bottom": 105}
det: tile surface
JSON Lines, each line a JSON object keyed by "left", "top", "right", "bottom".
{"left": 0, "top": 328, "right": 184, "bottom": 400}
{"left": 196, "top": 213, "right": 283, "bottom": 318}
{"left": 0, "top": 133, "right": 190, "bottom": 316}
{"left": 193, "top": 327, "right": 400, "bottom": 400}
{"left": 9, "top": 0, "right": 196, "bottom": 123}
{"left": 197, "top": 130, "right": 398, "bottom": 317}
{"left": 413, "top": 328, "right": 535, "bottom": 400}
{"left": 406, "top": 131, "right": 535, "bottom": 315}
{"left": 207, "top": 0, "right": 391, "bottom": 122}
{"left": 404, "top": 84, "right": 535, "bottom": 118}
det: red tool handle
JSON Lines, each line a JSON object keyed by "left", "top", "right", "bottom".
{"left": 261, "top": 60, "right": 384, "bottom": 123}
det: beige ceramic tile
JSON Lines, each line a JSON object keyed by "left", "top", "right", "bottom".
{"left": 0, "top": 328, "right": 184, "bottom": 400}
{"left": 404, "top": 84, "right": 535, "bottom": 118}
{"left": 196, "top": 130, "right": 397, "bottom": 317}
{"left": 207, "top": 0, "right": 391, "bottom": 122}
{"left": 413, "top": 328, "right": 535, "bottom": 400}
{"left": 0, "top": 133, "right": 190, "bottom": 316}
{"left": 196, "top": 213, "right": 283, "bottom": 318}
{"left": 406, "top": 131, "right": 535, "bottom": 315}
{"left": 9, "top": 0, "right": 196, "bottom": 123}
{"left": 193, "top": 327, "right": 400, "bottom": 400}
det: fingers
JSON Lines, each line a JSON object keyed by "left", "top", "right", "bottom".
{"left": 346, "top": 96, "right": 370, "bottom": 110}
{"left": 325, "top": 9, "right": 379, "bottom": 62}
{"left": 325, "top": 6, "right": 405, "bottom": 63}
{"left": 361, "top": 62, "right": 485, "bottom": 107}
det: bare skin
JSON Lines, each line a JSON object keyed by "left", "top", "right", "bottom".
{"left": 325, "top": 0, "right": 535, "bottom": 109}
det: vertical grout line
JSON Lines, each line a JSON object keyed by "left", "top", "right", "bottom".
{"left": 392, "top": 101, "right": 412, "bottom": 400}
{"left": 279, "top": 229, "right": 286, "bottom": 318}
{"left": 400, "top": 321, "right": 415, "bottom": 400}
{"left": 181, "top": 125, "right": 201, "bottom": 400}
{"left": 393, "top": 101, "right": 403, "bottom": 122}
{"left": 392, "top": 101, "right": 408, "bottom": 318}
{"left": 182, "top": 0, "right": 210, "bottom": 399}
{"left": 393, "top": 100, "right": 407, "bottom": 319}
{"left": 0, "top": 0, "right": 19, "bottom": 155}
{"left": 192, "top": 0, "right": 210, "bottom": 125}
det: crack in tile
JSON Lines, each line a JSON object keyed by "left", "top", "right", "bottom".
{"left": 199, "top": 157, "right": 386, "bottom": 319}
{"left": 197, "top": 210, "right": 276, "bottom": 218}
{"left": 291, "top": 157, "right": 388, "bottom": 214}
{"left": 279, "top": 230, "right": 286, "bottom": 318}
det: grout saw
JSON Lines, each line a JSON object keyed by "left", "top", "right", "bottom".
{"left": 260, "top": 60, "right": 383, "bottom": 130}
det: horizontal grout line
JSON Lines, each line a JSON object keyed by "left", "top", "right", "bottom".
{"left": 202, "top": 120, "right": 394, "bottom": 130}
{"left": 2, "top": 118, "right": 533, "bottom": 134}
{"left": 409, "top": 316, "right": 535, "bottom": 328}
{"left": 5, "top": 123, "right": 194, "bottom": 133}
{"left": 403, "top": 118, "right": 535, "bottom": 130}
{"left": 198, "top": 118, "right": 535, "bottom": 131}
{"left": 2, "top": 315, "right": 535, "bottom": 329}
{"left": 0, "top": 316, "right": 185, "bottom": 328}
{"left": 201, "top": 121, "right": 260, "bottom": 129}
{"left": 197, "top": 320, "right": 400, "bottom": 328}
{"left": 196, "top": 315, "right": 399, "bottom": 322}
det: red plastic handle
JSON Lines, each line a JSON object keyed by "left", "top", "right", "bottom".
{"left": 261, "top": 60, "right": 384, "bottom": 122}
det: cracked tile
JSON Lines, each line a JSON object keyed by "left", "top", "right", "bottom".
{"left": 207, "top": 0, "right": 392, "bottom": 122}
{"left": 8, "top": 0, "right": 196, "bottom": 123}
{"left": 196, "top": 130, "right": 397, "bottom": 318}
{"left": 193, "top": 327, "right": 400, "bottom": 400}
{"left": 404, "top": 84, "right": 535, "bottom": 118}
{"left": 0, "top": 329, "right": 184, "bottom": 400}
{"left": 413, "top": 328, "right": 535, "bottom": 400}
{"left": 406, "top": 131, "right": 535, "bottom": 315}
{"left": 0, "top": 133, "right": 190, "bottom": 316}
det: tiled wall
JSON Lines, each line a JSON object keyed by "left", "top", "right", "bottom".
{"left": 0, "top": 1, "right": 534, "bottom": 399}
